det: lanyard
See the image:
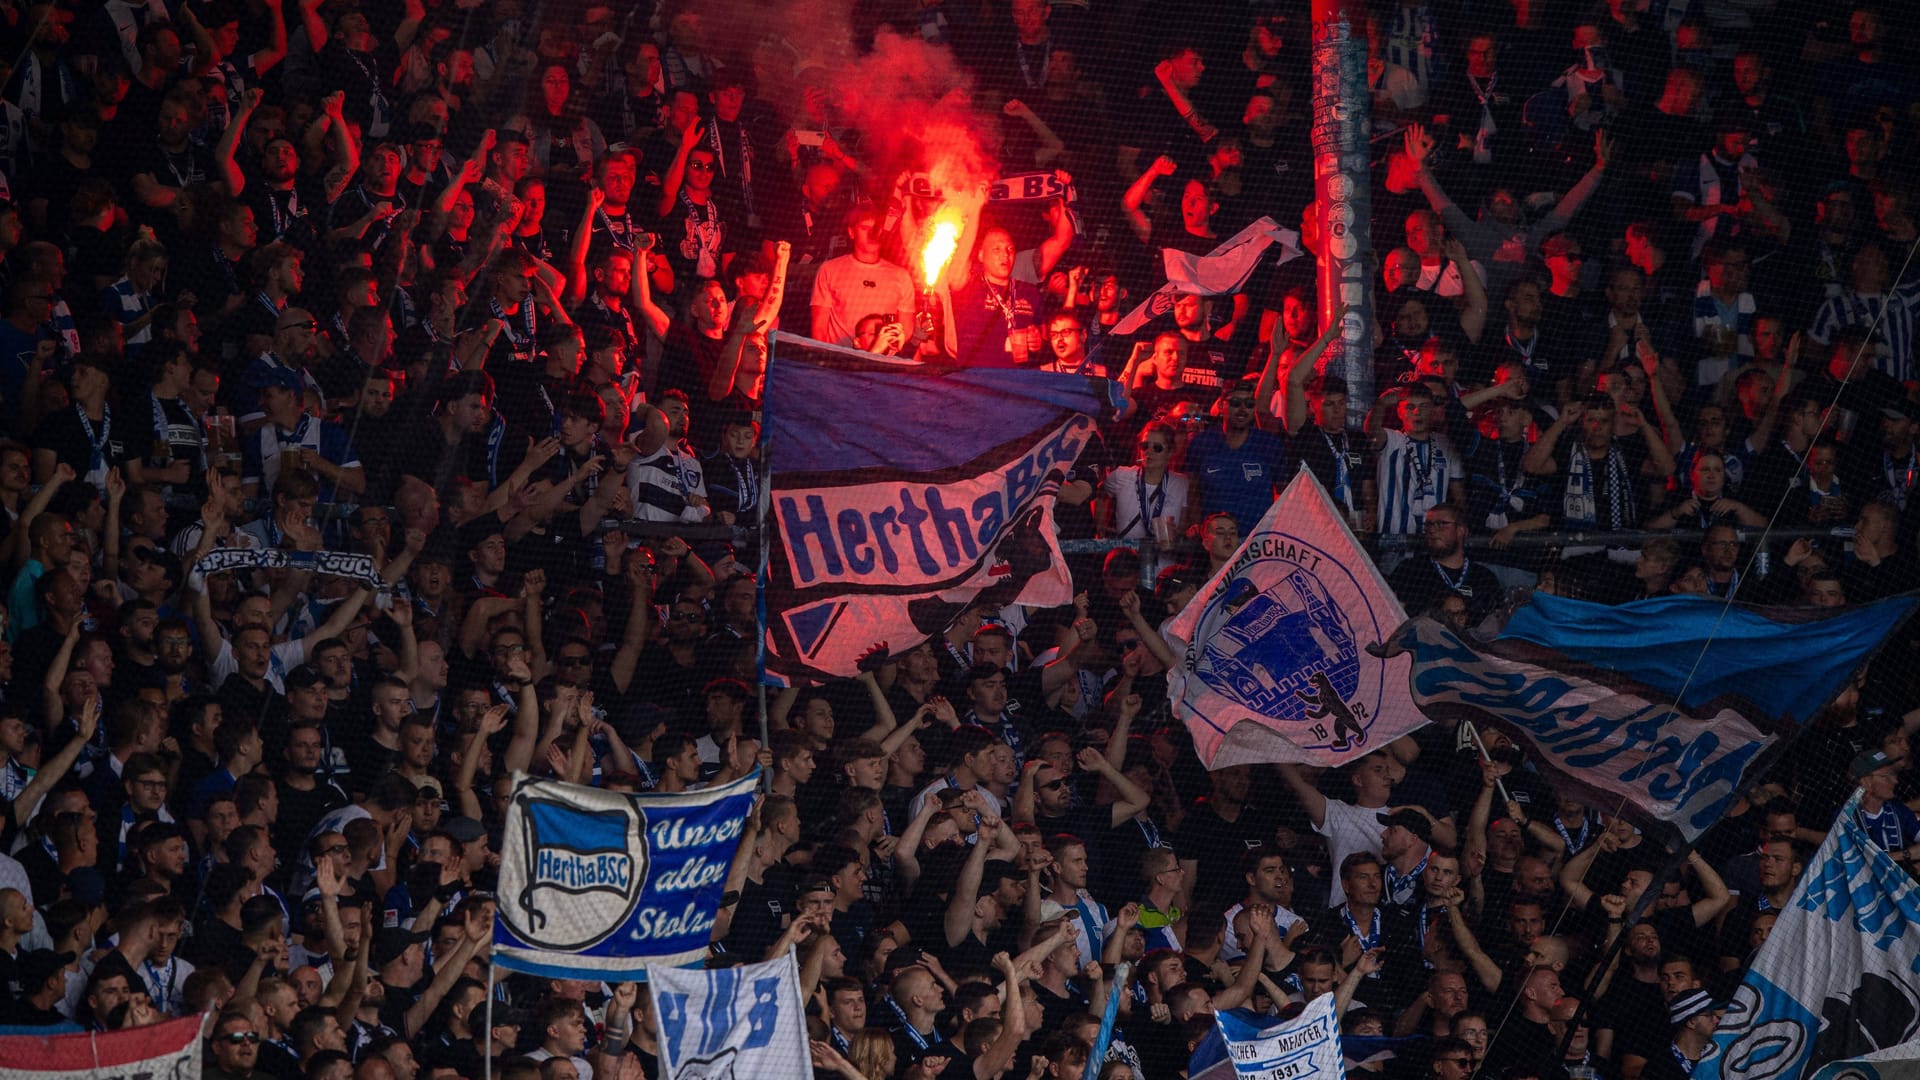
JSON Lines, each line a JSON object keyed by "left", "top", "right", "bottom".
{"left": 596, "top": 206, "right": 635, "bottom": 251}
{"left": 75, "top": 404, "right": 111, "bottom": 483}
{"left": 1431, "top": 556, "right": 1474, "bottom": 597}
{"left": 1886, "top": 448, "right": 1916, "bottom": 510}
{"left": 1405, "top": 439, "right": 1438, "bottom": 502}
{"left": 1322, "top": 428, "right": 1354, "bottom": 510}
{"left": 1137, "top": 814, "right": 1163, "bottom": 849}
{"left": 1137, "top": 471, "right": 1165, "bottom": 531}
{"left": 1671, "top": 1045, "right": 1697, "bottom": 1077}
{"left": 1016, "top": 38, "right": 1051, "bottom": 89}
{"left": 726, "top": 454, "right": 756, "bottom": 513}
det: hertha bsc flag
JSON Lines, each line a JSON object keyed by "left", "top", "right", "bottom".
{"left": 651, "top": 950, "right": 810, "bottom": 1080}
{"left": 764, "top": 335, "right": 1122, "bottom": 679}
{"left": 493, "top": 772, "right": 758, "bottom": 979}
{"left": 1166, "top": 469, "right": 1425, "bottom": 768}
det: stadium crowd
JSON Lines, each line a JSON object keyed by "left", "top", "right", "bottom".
{"left": 0, "top": 0, "right": 1918, "bottom": 1078}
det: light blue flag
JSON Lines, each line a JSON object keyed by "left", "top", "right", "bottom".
{"left": 1499, "top": 592, "right": 1916, "bottom": 723}
{"left": 1703, "top": 791, "right": 1920, "bottom": 1080}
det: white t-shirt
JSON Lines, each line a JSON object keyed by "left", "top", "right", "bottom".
{"left": 1102, "top": 466, "right": 1190, "bottom": 541}
{"left": 1315, "top": 798, "right": 1387, "bottom": 907}
{"left": 810, "top": 254, "right": 916, "bottom": 346}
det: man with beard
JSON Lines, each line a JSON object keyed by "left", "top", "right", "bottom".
{"left": 236, "top": 308, "right": 327, "bottom": 434}
{"left": 1389, "top": 504, "right": 1502, "bottom": 623}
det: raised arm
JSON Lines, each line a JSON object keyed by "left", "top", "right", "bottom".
{"left": 946, "top": 817, "right": 996, "bottom": 948}
{"left": 1121, "top": 157, "right": 1173, "bottom": 245}
{"left": 1276, "top": 762, "right": 1329, "bottom": 828}
{"left": 14, "top": 696, "right": 95, "bottom": 827}
{"left": 215, "top": 89, "right": 264, "bottom": 195}
{"left": 1522, "top": 403, "right": 1579, "bottom": 475}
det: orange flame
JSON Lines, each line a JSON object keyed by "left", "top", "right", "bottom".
{"left": 920, "top": 207, "right": 965, "bottom": 290}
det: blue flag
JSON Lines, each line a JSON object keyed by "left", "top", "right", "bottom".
{"left": 764, "top": 334, "right": 1121, "bottom": 678}
{"left": 493, "top": 772, "right": 758, "bottom": 979}
{"left": 1499, "top": 592, "right": 1916, "bottom": 723}
{"left": 1703, "top": 791, "right": 1920, "bottom": 1079}
{"left": 1378, "top": 617, "right": 1781, "bottom": 841}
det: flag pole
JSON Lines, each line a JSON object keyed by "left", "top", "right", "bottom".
{"left": 484, "top": 961, "right": 496, "bottom": 1080}
{"left": 755, "top": 338, "right": 775, "bottom": 790}
{"left": 1460, "top": 719, "right": 1513, "bottom": 806}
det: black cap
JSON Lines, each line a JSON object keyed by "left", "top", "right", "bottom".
{"left": 283, "top": 665, "right": 325, "bottom": 691}
{"left": 372, "top": 927, "right": 430, "bottom": 968}
{"left": 1378, "top": 808, "right": 1434, "bottom": 845}
{"left": 444, "top": 816, "right": 486, "bottom": 844}
{"left": 16, "top": 949, "right": 75, "bottom": 991}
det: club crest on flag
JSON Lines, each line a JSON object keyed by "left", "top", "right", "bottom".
{"left": 1166, "top": 469, "right": 1425, "bottom": 768}
{"left": 500, "top": 791, "right": 645, "bottom": 953}
{"left": 1196, "top": 567, "right": 1366, "bottom": 746}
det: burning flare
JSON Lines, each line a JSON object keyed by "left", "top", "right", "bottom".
{"left": 920, "top": 207, "right": 966, "bottom": 290}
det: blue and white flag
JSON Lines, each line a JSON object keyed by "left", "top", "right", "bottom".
{"left": 649, "top": 949, "right": 810, "bottom": 1080}
{"left": 764, "top": 335, "right": 1122, "bottom": 678}
{"left": 1704, "top": 791, "right": 1920, "bottom": 1080}
{"left": 492, "top": 772, "right": 758, "bottom": 979}
{"left": 1190, "top": 993, "right": 1347, "bottom": 1080}
{"left": 1500, "top": 592, "right": 1916, "bottom": 725}
{"left": 1166, "top": 469, "right": 1425, "bottom": 768}
{"left": 1377, "top": 616, "right": 1778, "bottom": 842}
{"left": 1114, "top": 218, "right": 1302, "bottom": 336}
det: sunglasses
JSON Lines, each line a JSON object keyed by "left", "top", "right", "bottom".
{"left": 688, "top": 160, "right": 716, "bottom": 172}
{"left": 1039, "top": 779, "right": 1068, "bottom": 792}
{"left": 222, "top": 1032, "right": 261, "bottom": 1045}
{"left": 1141, "top": 441, "right": 1168, "bottom": 452}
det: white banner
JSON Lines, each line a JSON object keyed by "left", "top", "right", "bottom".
{"left": 1213, "top": 992, "right": 1346, "bottom": 1079}
{"left": 0, "top": 1014, "right": 204, "bottom": 1079}
{"left": 1705, "top": 791, "right": 1920, "bottom": 1080}
{"left": 1114, "top": 218, "right": 1301, "bottom": 335}
{"left": 1166, "top": 470, "right": 1425, "bottom": 768}
{"left": 650, "top": 949, "right": 810, "bottom": 1080}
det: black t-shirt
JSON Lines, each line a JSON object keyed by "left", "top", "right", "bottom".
{"left": 948, "top": 276, "right": 1045, "bottom": 369}
{"left": 1388, "top": 554, "right": 1505, "bottom": 623}
{"left": 1287, "top": 425, "right": 1370, "bottom": 515}
{"left": 30, "top": 404, "right": 134, "bottom": 480}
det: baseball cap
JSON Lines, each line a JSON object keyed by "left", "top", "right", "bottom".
{"left": 1378, "top": 808, "right": 1434, "bottom": 845}
{"left": 443, "top": 816, "right": 487, "bottom": 844}
{"left": 372, "top": 927, "right": 430, "bottom": 968}
{"left": 409, "top": 774, "right": 443, "bottom": 799}
{"left": 16, "top": 949, "right": 76, "bottom": 991}
{"left": 1852, "top": 749, "right": 1897, "bottom": 781}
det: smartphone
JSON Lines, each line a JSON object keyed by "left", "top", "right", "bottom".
{"left": 881, "top": 313, "right": 899, "bottom": 326}
{"left": 793, "top": 129, "right": 828, "bottom": 147}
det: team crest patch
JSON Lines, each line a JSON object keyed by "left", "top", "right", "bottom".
{"left": 499, "top": 793, "right": 645, "bottom": 952}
